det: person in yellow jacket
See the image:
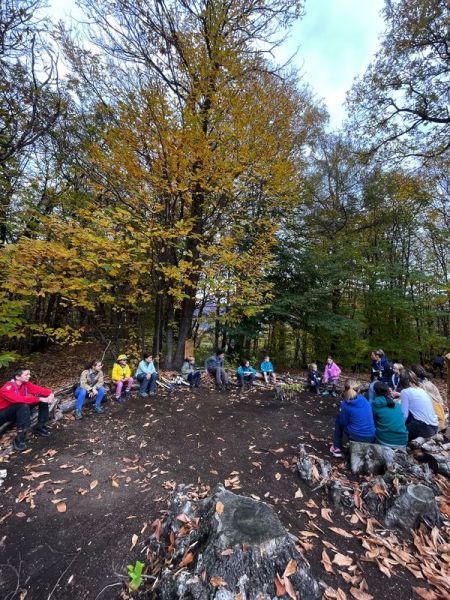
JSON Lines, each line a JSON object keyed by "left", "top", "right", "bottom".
{"left": 112, "top": 354, "right": 134, "bottom": 403}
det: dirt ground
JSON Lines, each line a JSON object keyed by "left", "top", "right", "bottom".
{"left": 0, "top": 377, "right": 448, "bottom": 600}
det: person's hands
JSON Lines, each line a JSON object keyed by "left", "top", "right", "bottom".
{"left": 89, "top": 389, "right": 98, "bottom": 397}
{"left": 146, "top": 374, "right": 151, "bottom": 380}
{"left": 40, "top": 393, "right": 54, "bottom": 404}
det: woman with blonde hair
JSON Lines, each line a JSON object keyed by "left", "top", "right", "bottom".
{"left": 330, "top": 380, "right": 375, "bottom": 457}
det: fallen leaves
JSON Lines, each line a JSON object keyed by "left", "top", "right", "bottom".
{"left": 210, "top": 576, "right": 227, "bottom": 587}
{"left": 333, "top": 553, "right": 353, "bottom": 567}
{"left": 178, "top": 551, "right": 194, "bottom": 568}
{"left": 0, "top": 511, "right": 12, "bottom": 524}
{"left": 90, "top": 479, "right": 98, "bottom": 490}
{"left": 321, "top": 508, "right": 333, "bottom": 522}
{"left": 329, "top": 527, "right": 353, "bottom": 539}
{"left": 294, "top": 488, "right": 303, "bottom": 499}
{"left": 56, "top": 501, "right": 67, "bottom": 513}
{"left": 350, "top": 588, "right": 373, "bottom": 600}
{"left": 215, "top": 501, "right": 224, "bottom": 514}
{"left": 130, "top": 534, "right": 138, "bottom": 551}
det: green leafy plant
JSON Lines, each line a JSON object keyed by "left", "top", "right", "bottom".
{"left": 127, "top": 560, "right": 144, "bottom": 591}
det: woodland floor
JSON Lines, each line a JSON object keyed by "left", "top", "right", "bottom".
{"left": 0, "top": 353, "right": 449, "bottom": 600}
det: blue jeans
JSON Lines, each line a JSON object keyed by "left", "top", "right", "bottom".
{"left": 237, "top": 373, "right": 255, "bottom": 387}
{"left": 136, "top": 372, "right": 157, "bottom": 394}
{"left": 75, "top": 386, "right": 105, "bottom": 411}
{"left": 333, "top": 415, "right": 375, "bottom": 449}
{"left": 187, "top": 371, "right": 201, "bottom": 387}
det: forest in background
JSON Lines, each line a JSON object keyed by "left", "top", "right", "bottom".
{"left": 0, "top": 0, "right": 449, "bottom": 370}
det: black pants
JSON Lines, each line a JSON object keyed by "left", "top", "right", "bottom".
{"left": 187, "top": 371, "right": 201, "bottom": 387}
{"left": 0, "top": 402, "right": 48, "bottom": 430}
{"left": 406, "top": 414, "right": 438, "bottom": 443}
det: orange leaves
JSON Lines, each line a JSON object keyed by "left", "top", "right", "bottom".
{"left": 179, "top": 552, "right": 194, "bottom": 568}
{"left": 215, "top": 501, "right": 224, "bottom": 514}
{"left": 274, "top": 559, "right": 297, "bottom": 600}
{"left": 210, "top": 576, "right": 227, "bottom": 587}
{"left": 56, "top": 501, "right": 67, "bottom": 513}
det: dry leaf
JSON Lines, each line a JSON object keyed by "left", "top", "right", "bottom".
{"left": 283, "top": 575, "right": 297, "bottom": 600}
{"left": 274, "top": 574, "right": 285, "bottom": 597}
{"left": 329, "top": 527, "right": 353, "bottom": 539}
{"left": 305, "top": 499, "right": 318, "bottom": 509}
{"left": 16, "top": 512, "right": 26, "bottom": 518}
{"left": 275, "top": 473, "right": 282, "bottom": 481}
{"left": 90, "top": 480, "right": 98, "bottom": 490}
{"left": 216, "top": 501, "right": 224, "bottom": 514}
{"left": 322, "top": 549, "right": 334, "bottom": 574}
{"left": 130, "top": 534, "right": 138, "bottom": 551}
{"left": 321, "top": 508, "right": 333, "bottom": 522}
{"left": 412, "top": 587, "right": 438, "bottom": 600}
{"left": 56, "top": 502, "right": 67, "bottom": 513}
{"left": 0, "top": 511, "right": 12, "bottom": 524}
{"left": 176, "top": 513, "right": 190, "bottom": 523}
{"left": 210, "top": 576, "right": 227, "bottom": 587}
{"left": 179, "top": 552, "right": 194, "bottom": 567}
{"left": 283, "top": 559, "right": 297, "bottom": 578}
{"left": 294, "top": 488, "right": 303, "bottom": 499}
{"left": 333, "top": 553, "right": 353, "bottom": 567}
{"left": 350, "top": 589, "right": 373, "bottom": 600}
{"left": 221, "top": 548, "right": 233, "bottom": 556}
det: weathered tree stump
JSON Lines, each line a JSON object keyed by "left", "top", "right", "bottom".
{"left": 410, "top": 435, "right": 450, "bottom": 478}
{"left": 296, "top": 444, "right": 332, "bottom": 485}
{"left": 152, "top": 484, "right": 320, "bottom": 600}
{"left": 349, "top": 441, "right": 396, "bottom": 475}
{"left": 384, "top": 484, "right": 439, "bottom": 531}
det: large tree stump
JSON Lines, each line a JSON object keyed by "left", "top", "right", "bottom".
{"left": 384, "top": 484, "right": 439, "bottom": 531}
{"left": 152, "top": 484, "right": 320, "bottom": 600}
{"left": 410, "top": 435, "right": 450, "bottom": 478}
{"left": 349, "top": 441, "right": 396, "bottom": 475}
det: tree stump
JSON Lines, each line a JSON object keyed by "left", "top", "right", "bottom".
{"left": 153, "top": 484, "right": 320, "bottom": 600}
{"left": 349, "top": 441, "right": 396, "bottom": 475}
{"left": 384, "top": 484, "right": 439, "bottom": 531}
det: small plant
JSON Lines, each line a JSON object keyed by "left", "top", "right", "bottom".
{"left": 128, "top": 560, "right": 145, "bottom": 591}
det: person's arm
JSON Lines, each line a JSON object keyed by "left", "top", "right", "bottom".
{"left": 323, "top": 367, "right": 329, "bottom": 383}
{"left": 93, "top": 371, "right": 104, "bottom": 390}
{"left": 112, "top": 364, "right": 121, "bottom": 382}
{"left": 400, "top": 390, "right": 409, "bottom": 420}
{"left": 0, "top": 384, "right": 40, "bottom": 405}
{"left": 337, "top": 402, "right": 350, "bottom": 427}
{"left": 79, "top": 370, "right": 92, "bottom": 391}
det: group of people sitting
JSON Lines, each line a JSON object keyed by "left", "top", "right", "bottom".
{"left": 1, "top": 348, "right": 446, "bottom": 455}
{"left": 322, "top": 350, "right": 447, "bottom": 457}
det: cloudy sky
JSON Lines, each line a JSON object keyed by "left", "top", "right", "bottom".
{"left": 50, "top": 0, "right": 386, "bottom": 127}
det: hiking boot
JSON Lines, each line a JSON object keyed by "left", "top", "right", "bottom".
{"left": 116, "top": 397, "right": 124, "bottom": 404}
{"left": 33, "top": 424, "right": 52, "bottom": 437}
{"left": 75, "top": 409, "right": 83, "bottom": 420}
{"left": 125, "top": 390, "right": 131, "bottom": 400}
{"left": 13, "top": 432, "right": 27, "bottom": 452}
{"left": 329, "top": 445, "right": 342, "bottom": 458}
{"left": 94, "top": 404, "right": 104, "bottom": 414}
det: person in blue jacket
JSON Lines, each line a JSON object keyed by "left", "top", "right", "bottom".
{"left": 135, "top": 352, "right": 158, "bottom": 397}
{"left": 307, "top": 362, "right": 322, "bottom": 393}
{"left": 260, "top": 356, "right": 276, "bottom": 384}
{"left": 330, "top": 380, "right": 376, "bottom": 457}
{"left": 237, "top": 360, "right": 256, "bottom": 389}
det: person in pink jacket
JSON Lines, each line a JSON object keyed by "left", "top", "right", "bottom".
{"left": 322, "top": 356, "right": 341, "bottom": 397}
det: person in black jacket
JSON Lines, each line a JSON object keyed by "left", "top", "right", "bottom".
{"left": 307, "top": 363, "right": 322, "bottom": 394}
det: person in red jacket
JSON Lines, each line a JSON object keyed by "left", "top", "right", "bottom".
{"left": 0, "top": 367, "right": 54, "bottom": 452}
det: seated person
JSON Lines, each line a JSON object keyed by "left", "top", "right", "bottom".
{"left": 181, "top": 356, "right": 201, "bottom": 388}
{"left": 398, "top": 369, "right": 438, "bottom": 443}
{"left": 390, "top": 363, "right": 403, "bottom": 392}
{"left": 237, "top": 360, "right": 256, "bottom": 388}
{"left": 260, "top": 356, "right": 276, "bottom": 384}
{"left": 371, "top": 381, "right": 408, "bottom": 448}
{"left": 370, "top": 349, "right": 392, "bottom": 384}
{"left": 112, "top": 354, "right": 134, "bottom": 402}
{"left": 0, "top": 367, "right": 54, "bottom": 452}
{"left": 330, "top": 380, "right": 376, "bottom": 457}
{"left": 74, "top": 359, "right": 106, "bottom": 420}
{"left": 307, "top": 362, "right": 322, "bottom": 393}
{"left": 322, "top": 356, "right": 341, "bottom": 397}
{"left": 205, "top": 350, "right": 229, "bottom": 390}
{"left": 135, "top": 352, "right": 158, "bottom": 397}
{"left": 411, "top": 364, "right": 446, "bottom": 432}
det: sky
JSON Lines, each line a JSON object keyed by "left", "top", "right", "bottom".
{"left": 49, "top": 0, "right": 386, "bottom": 128}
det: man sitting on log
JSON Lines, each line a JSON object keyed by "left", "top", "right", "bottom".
{"left": 205, "top": 349, "right": 229, "bottom": 390}
{"left": 0, "top": 367, "right": 55, "bottom": 452}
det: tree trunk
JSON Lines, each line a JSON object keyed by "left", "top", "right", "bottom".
{"left": 150, "top": 484, "right": 320, "bottom": 600}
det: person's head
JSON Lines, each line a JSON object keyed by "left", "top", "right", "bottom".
{"left": 411, "top": 364, "right": 427, "bottom": 381}
{"left": 88, "top": 359, "right": 102, "bottom": 372}
{"left": 14, "top": 368, "right": 31, "bottom": 384}
{"left": 373, "top": 381, "right": 395, "bottom": 407}
{"left": 216, "top": 349, "right": 225, "bottom": 359}
{"left": 264, "top": 356, "right": 270, "bottom": 362}
{"left": 399, "top": 368, "right": 419, "bottom": 390}
{"left": 392, "top": 363, "right": 403, "bottom": 374}
{"left": 378, "top": 349, "right": 385, "bottom": 357}
{"left": 241, "top": 359, "right": 250, "bottom": 367}
{"left": 326, "top": 355, "right": 334, "bottom": 365}
{"left": 370, "top": 350, "right": 378, "bottom": 361}
{"left": 143, "top": 352, "right": 153, "bottom": 363}
{"left": 343, "top": 380, "right": 362, "bottom": 401}
{"left": 117, "top": 354, "right": 127, "bottom": 364}
{"left": 188, "top": 356, "right": 195, "bottom": 363}
{"left": 309, "top": 362, "right": 317, "bottom": 371}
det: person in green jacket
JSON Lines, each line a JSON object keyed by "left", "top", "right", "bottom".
{"left": 371, "top": 381, "right": 408, "bottom": 448}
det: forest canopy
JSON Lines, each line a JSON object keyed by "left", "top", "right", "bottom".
{"left": 0, "top": 0, "right": 448, "bottom": 369}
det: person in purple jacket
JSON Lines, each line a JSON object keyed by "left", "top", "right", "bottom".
{"left": 330, "top": 380, "right": 376, "bottom": 457}
{"left": 322, "top": 356, "right": 341, "bottom": 397}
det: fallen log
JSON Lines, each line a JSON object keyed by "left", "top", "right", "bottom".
{"left": 384, "top": 484, "right": 439, "bottom": 531}
{"left": 349, "top": 441, "right": 396, "bottom": 475}
{"left": 149, "top": 484, "right": 320, "bottom": 600}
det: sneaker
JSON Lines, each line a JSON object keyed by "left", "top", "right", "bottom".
{"left": 116, "top": 397, "right": 124, "bottom": 404}
{"left": 331, "top": 391, "right": 337, "bottom": 398}
{"left": 94, "top": 404, "right": 104, "bottom": 414}
{"left": 140, "top": 392, "right": 149, "bottom": 398}
{"left": 75, "top": 409, "right": 83, "bottom": 420}
{"left": 329, "top": 445, "right": 342, "bottom": 458}
{"left": 321, "top": 390, "right": 330, "bottom": 396}
{"left": 149, "top": 391, "right": 155, "bottom": 396}
{"left": 125, "top": 390, "right": 131, "bottom": 400}
{"left": 13, "top": 436, "right": 27, "bottom": 452}
{"left": 34, "top": 424, "right": 52, "bottom": 437}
